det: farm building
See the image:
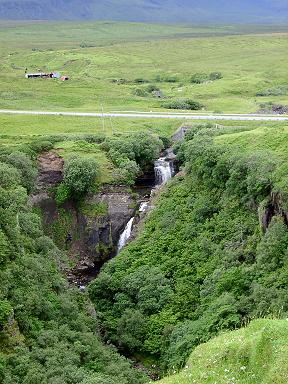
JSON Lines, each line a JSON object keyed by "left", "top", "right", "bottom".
{"left": 25, "top": 72, "right": 61, "bottom": 79}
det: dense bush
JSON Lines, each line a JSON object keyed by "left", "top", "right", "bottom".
{"left": 116, "top": 159, "right": 140, "bottom": 186}
{"left": 162, "top": 99, "right": 203, "bottom": 110}
{"left": 105, "top": 132, "right": 163, "bottom": 184}
{"left": 190, "top": 72, "right": 223, "bottom": 84}
{"left": 29, "top": 140, "right": 54, "bottom": 153}
{"left": 0, "top": 300, "right": 12, "bottom": 329}
{"left": 155, "top": 74, "right": 178, "bottom": 83}
{"left": 6, "top": 151, "right": 37, "bottom": 193}
{"left": 256, "top": 85, "right": 288, "bottom": 96}
{"left": 134, "top": 78, "right": 149, "bottom": 84}
{"left": 62, "top": 156, "right": 100, "bottom": 198}
{"left": 132, "top": 88, "right": 147, "bottom": 97}
{"left": 132, "top": 84, "right": 160, "bottom": 97}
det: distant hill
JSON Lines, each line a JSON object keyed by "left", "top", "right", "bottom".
{"left": 0, "top": 0, "right": 288, "bottom": 23}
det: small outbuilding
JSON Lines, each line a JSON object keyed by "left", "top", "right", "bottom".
{"left": 25, "top": 72, "right": 51, "bottom": 79}
{"left": 25, "top": 72, "right": 63, "bottom": 79}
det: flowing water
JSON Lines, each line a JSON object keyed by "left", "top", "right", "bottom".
{"left": 117, "top": 154, "right": 175, "bottom": 253}
{"left": 117, "top": 217, "right": 135, "bottom": 252}
{"left": 139, "top": 201, "right": 149, "bottom": 212}
{"left": 154, "top": 157, "right": 173, "bottom": 185}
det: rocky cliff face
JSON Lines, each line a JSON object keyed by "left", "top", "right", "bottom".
{"left": 259, "top": 192, "right": 288, "bottom": 234}
{"left": 38, "top": 187, "right": 136, "bottom": 285}
{"left": 30, "top": 151, "right": 137, "bottom": 285}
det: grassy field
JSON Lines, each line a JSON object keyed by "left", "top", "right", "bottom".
{"left": 1, "top": 113, "right": 288, "bottom": 143}
{"left": 0, "top": 114, "right": 182, "bottom": 140}
{"left": 159, "top": 319, "right": 288, "bottom": 384}
{"left": 1, "top": 21, "right": 288, "bottom": 50}
{"left": 1, "top": 20, "right": 288, "bottom": 180}
{"left": 1, "top": 21, "right": 288, "bottom": 117}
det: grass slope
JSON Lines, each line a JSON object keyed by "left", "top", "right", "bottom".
{"left": 160, "top": 319, "right": 288, "bottom": 384}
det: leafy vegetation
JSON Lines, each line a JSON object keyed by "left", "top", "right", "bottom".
{"left": 190, "top": 72, "right": 223, "bottom": 84}
{"left": 2, "top": 19, "right": 288, "bottom": 384}
{"left": 89, "top": 123, "right": 288, "bottom": 376}
{"left": 104, "top": 132, "right": 164, "bottom": 184}
{"left": 162, "top": 99, "right": 203, "bottom": 110}
{"left": 0, "top": 143, "right": 146, "bottom": 383}
{"left": 256, "top": 85, "right": 288, "bottom": 97}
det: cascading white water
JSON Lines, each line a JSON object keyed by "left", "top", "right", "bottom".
{"left": 117, "top": 217, "right": 134, "bottom": 252}
{"left": 117, "top": 154, "right": 174, "bottom": 253}
{"left": 154, "top": 157, "right": 173, "bottom": 185}
{"left": 139, "top": 202, "right": 149, "bottom": 212}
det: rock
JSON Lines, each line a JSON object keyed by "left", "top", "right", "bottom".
{"left": 36, "top": 151, "right": 64, "bottom": 192}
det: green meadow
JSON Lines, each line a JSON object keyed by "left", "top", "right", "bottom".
{"left": 1, "top": 21, "right": 288, "bottom": 120}
{"left": 1, "top": 20, "right": 288, "bottom": 182}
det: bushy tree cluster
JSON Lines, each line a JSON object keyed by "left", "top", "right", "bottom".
{"left": 104, "top": 132, "right": 163, "bottom": 184}
{"left": 56, "top": 156, "right": 100, "bottom": 203}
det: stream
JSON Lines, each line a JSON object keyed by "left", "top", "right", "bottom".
{"left": 72, "top": 149, "right": 176, "bottom": 288}
{"left": 116, "top": 150, "right": 176, "bottom": 252}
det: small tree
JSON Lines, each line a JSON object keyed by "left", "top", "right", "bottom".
{"left": 63, "top": 157, "right": 99, "bottom": 198}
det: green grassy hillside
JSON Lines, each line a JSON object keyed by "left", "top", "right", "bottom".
{"left": 1, "top": 22, "right": 288, "bottom": 116}
{"left": 160, "top": 319, "right": 288, "bottom": 384}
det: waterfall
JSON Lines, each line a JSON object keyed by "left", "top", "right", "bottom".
{"left": 154, "top": 157, "right": 173, "bottom": 185}
{"left": 117, "top": 152, "right": 175, "bottom": 254}
{"left": 139, "top": 202, "right": 149, "bottom": 212}
{"left": 117, "top": 217, "right": 134, "bottom": 252}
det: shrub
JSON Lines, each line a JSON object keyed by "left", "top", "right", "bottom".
{"left": 209, "top": 72, "right": 223, "bottom": 80}
{"left": 256, "top": 85, "right": 288, "bottom": 97}
{"left": 132, "top": 88, "right": 148, "bottom": 97}
{"left": 118, "top": 159, "right": 140, "bottom": 185}
{"left": 155, "top": 74, "right": 178, "bottom": 83}
{"left": 146, "top": 84, "right": 160, "bottom": 93}
{"left": 159, "top": 136, "right": 172, "bottom": 149}
{"left": 29, "top": 140, "right": 54, "bottom": 153}
{"left": 55, "top": 183, "right": 71, "bottom": 205}
{"left": 106, "top": 133, "right": 163, "bottom": 172}
{"left": 0, "top": 162, "right": 21, "bottom": 189}
{"left": 190, "top": 73, "right": 209, "bottom": 84}
{"left": 191, "top": 72, "right": 222, "bottom": 83}
{"left": 117, "top": 309, "right": 146, "bottom": 350}
{"left": 81, "top": 134, "right": 106, "bottom": 144}
{"left": 134, "top": 78, "right": 149, "bottom": 84}
{"left": 63, "top": 157, "right": 99, "bottom": 198}
{"left": 7, "top": 151, "right": 37, "bottom": 193}
{"left": 162, "top": 99, "right": 203, "bottom": 110}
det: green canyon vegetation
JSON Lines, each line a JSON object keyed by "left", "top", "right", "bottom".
{"left": 0, "top": 20, "right": 288, "bottom": 384}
